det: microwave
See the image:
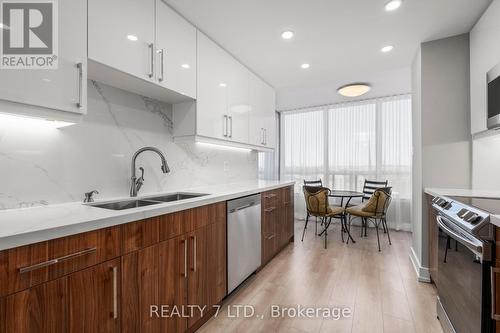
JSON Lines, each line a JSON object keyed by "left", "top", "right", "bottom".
{"left": 487, "top": 63, "right": 500, "bottom": 129}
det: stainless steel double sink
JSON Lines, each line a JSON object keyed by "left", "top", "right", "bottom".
{"left": 87, "top": 192, "right": 208, "bottom": 211}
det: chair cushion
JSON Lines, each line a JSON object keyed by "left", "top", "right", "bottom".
{"left": 326, "top": 206, "right": 345, "bottom": 216}
{"left": 362, "top": 190, "right": 389, "bottom": 214}
{"left": 345, "top": 204, "right": 374, "bottom": 217}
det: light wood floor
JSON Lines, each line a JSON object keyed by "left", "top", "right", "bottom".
{"left": 198, "top": 220, "right": 443, "bottom": 333}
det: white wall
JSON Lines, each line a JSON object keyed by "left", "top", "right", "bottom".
{"left": 470, "top": 0, "right": 500, "bottom": 190}
{"left": 0, "top": 81, "right": 258, "bottom": 210}
{"left": 411, "top": 34, "right": 472, "bottom": 271}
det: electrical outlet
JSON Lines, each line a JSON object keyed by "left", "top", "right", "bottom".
{"left": 223, "top": 161, "right": 229, "bottom": 171}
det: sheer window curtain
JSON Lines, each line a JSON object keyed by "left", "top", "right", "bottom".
{"left": 279, "top": 95, "right": 412, "bottom": 231}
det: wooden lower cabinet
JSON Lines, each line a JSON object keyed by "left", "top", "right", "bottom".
{"left": 121, "top": 203, "right": 226, "bottom": 332}
{"left": 427, "top": 194, "right": 439, "bottom": 284}
{"left": 0, "top": 259, "right": 121, "bottom": 333}
{"left": 121, "top": 235, "right": 187, "bottom": 333}
{"left": 262, "top": 186, "right": 295, "bottom": 265}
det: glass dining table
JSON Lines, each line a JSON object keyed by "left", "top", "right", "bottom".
{"left": 318, "top": 190, "right": 364, "bottom": 243}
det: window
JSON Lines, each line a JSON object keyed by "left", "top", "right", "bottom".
{"left": 280, "top": 95, "right": 412, "bottom": 229}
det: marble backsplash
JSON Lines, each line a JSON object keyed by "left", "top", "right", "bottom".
{"left": 0, "top": 81, "right": 258, "bottom": 210}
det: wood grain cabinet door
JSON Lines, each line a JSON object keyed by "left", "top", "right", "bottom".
{"left": 262, "top": 205, "right": 278, "bottom": 264}
{"left": 206, "top": 216, "right": 227, "bottom": 307}
{"left": 187, "top": 226, "right": 208, "bottom": 328}
{"left": 67, "top": 259, "right": 121, "bottom": 333}
{"left": 158, "top": 236, "right": 188, "bottom": 333}
{"left": 0, "top": 276, "right": 68, "bottom": 333}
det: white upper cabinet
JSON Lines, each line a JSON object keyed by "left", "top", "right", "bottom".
{"left": 0, "top": 0, "right": 87, "bottom": 114}
{"left": 226, "top": 57, "right": 250, "bottom": 143}
{"left": 248, "top": 72, "right": 276, "bottom": 148}
{"left": 174, "top": 31, "right": 276, "bottom": 151}
{"left": 88, "top": 0, "right": 195, "bottom": 103}
{"left": 155, "top": 1, "right": 196, "bottom": 98}
{"left": 88, "top": 0, "right": 155, "bottom": 82}
{"left": 196, "top": 32, "right": 230, "bottom": 141}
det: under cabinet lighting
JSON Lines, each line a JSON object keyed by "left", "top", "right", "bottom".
{"left": 0, "top": 23, "right": 8, "bottom": 30}
{"left": 0, "top": 113, "right": 75, "bottom": 129}
{"left": 196, "top": 142, "right": 251, "bottom": 152}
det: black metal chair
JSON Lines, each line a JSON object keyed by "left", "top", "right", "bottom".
{"left": 359, "top": 179, "right": 388, "bottom": 236}
{"left": 302, "top": 186, "right": 344, "bottom": 248}
{"left": 346, "top": 187, "right": 392, "bottom": 251}
{"left": 303, "top": 179, "right": 323, "bottom": 231}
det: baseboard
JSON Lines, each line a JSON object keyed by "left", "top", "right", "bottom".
{"left": 409, "top": 246, "right": 431, "bottom": 283}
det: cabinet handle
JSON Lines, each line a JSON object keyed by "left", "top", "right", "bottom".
{"left": 148, "top": 43, "right": 154, "bottom": 78}
{"left": 76, "top": 62, "right": 83, "bottom": 108}
{"left": 228, "top": 116, "right": 233, "bottom": 138}
{"left": 264, "top": 194, "right": 277, "bottom": 199}
{"left": 264, "top": 207, "right": 276, "bottom": 213}
{"left": 18, "top": 247, "right": 97, "bottom": 274}
{"left": 191, "top": 236, "right": 197, "bottom": 272}
{"left": 491, "top": 267, "right": 500, "bottom": 320}
{"left": 223, "top": 115, "right": 228, "bottom": 137}
{"left": 111, "top": 266, "right": 118, "bottom": 319}
{"left": 158, "top": 49, "right": 165, "bottom": 82}
{"left": 183, "top": 239, "right": 187, "bottom": 278}
{"left": 266, "top": 234, "right": 276, "bottom": 240}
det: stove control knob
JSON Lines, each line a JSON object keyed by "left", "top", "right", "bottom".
{"left": 467, "top": 213, "right": 481, "bottom": 224}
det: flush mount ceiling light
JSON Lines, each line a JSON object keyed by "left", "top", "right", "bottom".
{"left": 300, "top": 63, "right": 310, "bottom": 69}
{"left": 385, "top": 0, "right": 402, "bottom": 11}
{"left": 281, "top": 30, "right": 294, "bottom": 40}
{"left": 337, "top": 83, "right": 371, "bottom": 97}
{"left": 127, "top": 34, "right": 138, "bottom": 41}
{"left": 381, "top": 45, "right": 394, "bottom": 53}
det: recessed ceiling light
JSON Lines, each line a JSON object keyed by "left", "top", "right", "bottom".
{"left": 127, "top": 34, "right": 138, "bottom": 41}
{"left": 381, "top": 45, "right": 394, "bottom": 53}
{"left": 281, "top": 31, "right": 294, "bottom": 40}
{"left": 337, "top": 83, "right": 371, "bottom": 97}
{"left": 300, "top": 63, "right": 310, "bottom": 69}
{"left": 385, "top": 0, "right": 402, "bottom": 11}
{"left": 181, "top": 63, "right": 190, "bottom": 69}
{"left": 219, "top": 83, "right": 227, "bottom": 87}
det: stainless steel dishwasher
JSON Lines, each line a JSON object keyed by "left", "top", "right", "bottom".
{"left": 227, "top": 194, "right": 261, "bottom": 294}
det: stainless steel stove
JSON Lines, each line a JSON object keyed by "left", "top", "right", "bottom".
{"left": 431, "top": 195, "right": 497, "bottom": 333}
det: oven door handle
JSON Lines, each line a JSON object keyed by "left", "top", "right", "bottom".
{"left": 437, "top": 215, "right": 483, "bottom": 256}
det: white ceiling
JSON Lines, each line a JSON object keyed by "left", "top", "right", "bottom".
{"left": 166, "top": 0, "right": 491, "bottom": 106}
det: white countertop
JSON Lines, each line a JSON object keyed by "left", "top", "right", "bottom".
{"left": 424, "top": 187, "right": 500, "bottom": 199}
{"left": 425, "top": 187, "right": 500, "bottom": 227}
{"left": 0, "top": 180, "right": 295, "bottom": 251}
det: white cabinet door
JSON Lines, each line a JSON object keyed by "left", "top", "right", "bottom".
{"left": 0, "top": 0, "right": 87, "bottom": 114}
{"left": 156, "top": 1, "right": 196, "bottom": 99}
{"left": 88, "top": 0, "right": 155, "bottom": 82}
{"left": 226, "top": 58, "right": 249, "bottom": 143}
{"left": 248, "top": 73, "right": 266, "bottom": 146}
{"left": 262, "top": 83, "right": 276, "bottom": 149}
{"left": 196, "top": 32, "right": 230, "bottom": 140}
{"left": 248, "top": 72, "right": 276, "bottom": 148}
